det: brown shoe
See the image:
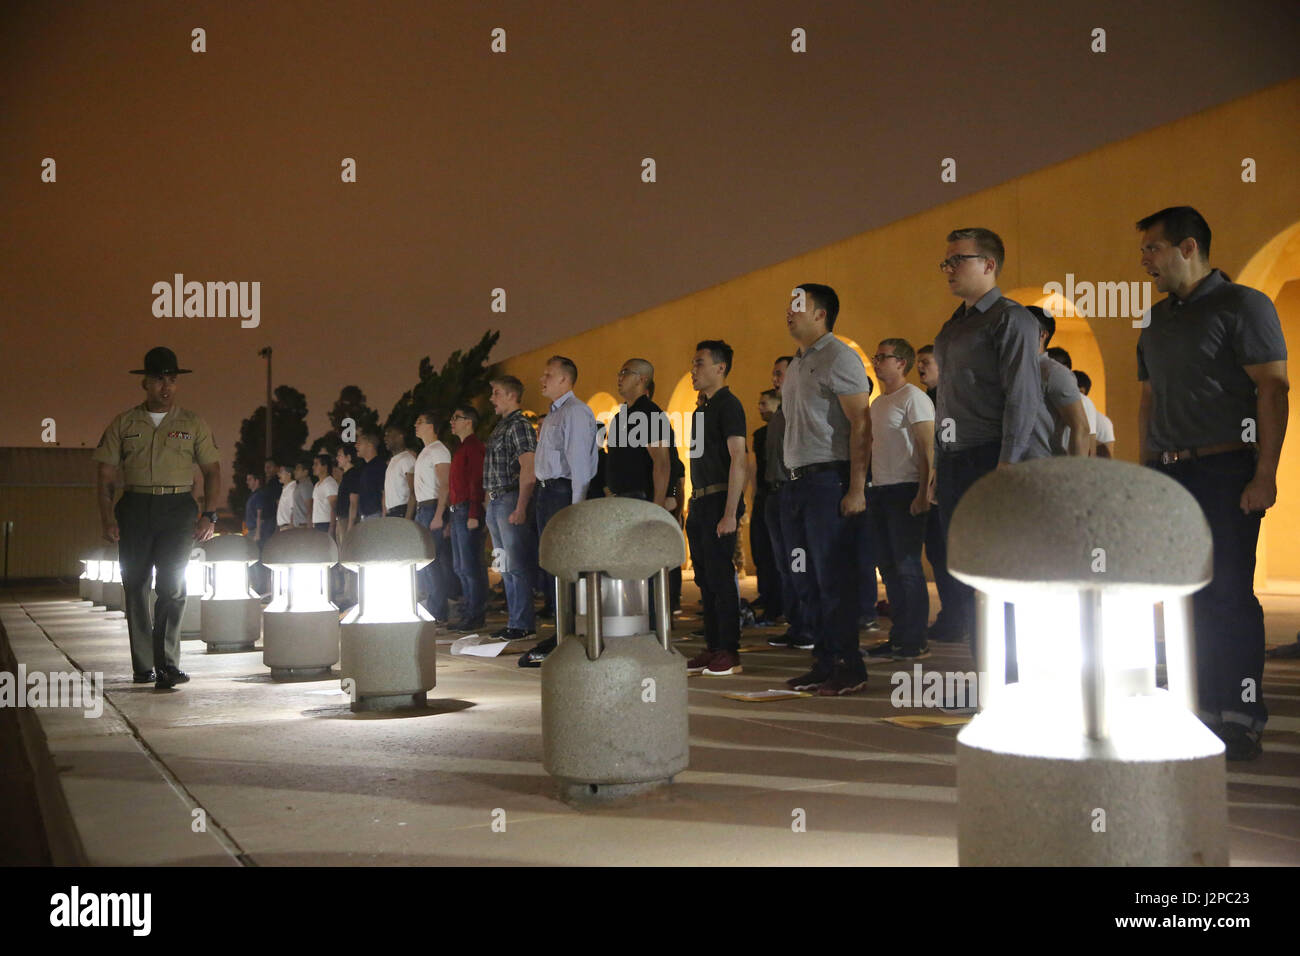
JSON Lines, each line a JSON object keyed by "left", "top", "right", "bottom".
{"left": 686, "top": 650, "right": 715, "bottom": 675}
{"left": 703, "top": 650, "right": 742, "bottom": 676}
{"left": 817, "top": 664, "right": 868, "bottom": 696}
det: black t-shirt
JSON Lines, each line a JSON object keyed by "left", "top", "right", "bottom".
{"left": 336, "top": 466, "right": 362, "bottom": 519}
{"left": 690, "top": 386, "right": 746, "bottom": 490}
{"left": 261, "top": 476, "right": 282, "bottom": 524}
{"left": 606, "top": 394, "right": 672, "bottom": 499}
{"left": 358, "top": 455, "right": 388, "bottom": 517}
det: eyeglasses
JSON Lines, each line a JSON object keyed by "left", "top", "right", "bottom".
{"left": 450, "top": 414, "right": 469, "bottom": 422}
{"left": 939, "top": 254, "right": 987, "bottom": 272}
{"left": 871, "top": 353, "right": 903, "bottom": 364}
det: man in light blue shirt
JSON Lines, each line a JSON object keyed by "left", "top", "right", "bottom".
{"left": 518, "top": 355, "right": 599, "bottom": 667}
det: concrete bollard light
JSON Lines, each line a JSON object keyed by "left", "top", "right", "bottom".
{"left": 101, "top": 543, "right": 125, "bottom": 611}
{"left": 79, "top": 547, "right": 99, "bottom": 601}
{"left": 538, "top": 496, "right": 688, "bottom": 803}
{"left": 179, "top": 550, "right": 205, "bottom": 637}
{"left": 198, "top": 534, "right": 263, "bottom": 652}
{"left": 87, "top": 546, "right": 107, "bottom": 607}
{"left": 948, "top": 457, "right": 1227, "bottom": 866}
{"left": 339, "top": 517, "right": 438, "bottom": 711}
{"left": 261, "top": 528, "right": 340, "bottom": 680}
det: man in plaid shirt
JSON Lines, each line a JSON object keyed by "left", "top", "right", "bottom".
{"left": 484, "top": 375, "right": 539, "bottom": 641}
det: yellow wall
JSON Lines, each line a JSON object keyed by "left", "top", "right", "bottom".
{"left": 501, "top": 80, "right": 1300, "bottom": 583}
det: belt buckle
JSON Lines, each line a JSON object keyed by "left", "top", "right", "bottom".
{"left": 1160, "top": 451, "right": 1180, "bottom": 466}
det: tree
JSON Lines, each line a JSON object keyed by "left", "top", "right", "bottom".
{"left": 309, "top": 385, "right": 380, "bottom": 457}
{"left": 386, "top": 330, "right": 501, "bottom": 448}
{"left": 227, "top": 384, "right": 310, "bottom": 519}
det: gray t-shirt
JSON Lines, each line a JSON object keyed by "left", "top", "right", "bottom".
{"left": 781, "top": 333, "right": 872, "bottom": 469}
{"left": 1137, "top": 269, "right": 1286, "bottom": 452}
{"left": 1028, "top": 353, "right": 1084, "bottom": 458}
{"left": 933, "top": 287, "right": 1045, "bottom": 463}
{"left": 764, "top": 405, "right": 790, "bottom": 484}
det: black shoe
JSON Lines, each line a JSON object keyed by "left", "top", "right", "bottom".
{"left": 133, "top": 669, "right": 155, "bottom": 683}
{"left": 865, "top": 640, "right": 897, "bottom": 660}
{"left": 893, "top": 644, "right": 931, "bottom": 661}
{"left": 786, "top": 664, "right": 833, "bottom": 692}
{"left": 452, "top": 619, "right": 486, "bottom": 632}
{"left": 927, "top": 623, "right": 968, "bottom": 644}
{"left": 518, "top": 635, "right": 557, "bottom": 667}
{"left": 768, "top": 628, "right": 797, "bottom": 647}
{"left": 752, "top": 616, "right": 782, "bottom": 628}
{"left": 502, "top": 628, "right": 536, "bottom": 642}
{"left": 1217, "top": 723, "right": 1262, "bottom": 761}
{"left": 155, "top": 666, "right": 190, "bottom": 690}
{"left": 491, "top": 627, "right": 513, "bottom": 639}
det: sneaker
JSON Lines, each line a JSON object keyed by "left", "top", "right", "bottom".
{"left": 860, "top": 617, "right": 884, "bottom": 632}
{"left": 927, "top": 622, "right": 967, "bottom": 644}
{"left": 786, "top": 664, "right": 833, "bottom": 691}
{"left": 792, "top": 634, "right": 815, "bottom": 650}
{"left": 517, "top": 635, "right": 557, "bottom": 668}
{"left": 1217, "top": 723, "right": 1262, "bottom": 761}
{"left": 865, "top": 640, "right": 896, "bottom": 660}
{"left": 893, "top": 644, "right": 931, "bottom": 661}
{"left": 491, "top": 627, "right": 513, "bottom": 639}
{"left": 817, "top": 664, "right": 869, "bottom": 697}
{"left": 768, "top": 628, "right": 798, "bottom": 647}
{"left": 703, "top": 650, "right": 743, "bottom": 676}
{"left": 503, "top": 628, "right": 537, "bottom": 642}
{"left": 686, "top": 650, "right": 715, "bottom": 675}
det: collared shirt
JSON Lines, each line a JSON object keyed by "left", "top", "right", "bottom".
{"left": 763, "top": 405, "right": 790, "bottom": 485}
{"left": 92, "top": 403, "right": 219, "bottom": 486}
{"left": 605, "top": 394, "right": 672, "bottom": 499}
{"left": 336, "top": 466, "right": 360, "bottom": 519}
{"left": 1137, "top": 269, "right": 1286, "bottom": 452}
{"left": 312, "top": 475, "right": 338, "bottom": 523}
{"left": 781, "top": 332, "right": 872, "bottom": 469}
{"left": 690, "top": 386, "right": 746, "bottom": 491}
{"left": 1028, "top": 353, "right": 1085, "bottom": 458}
{"left": 484, "top": 408, "right": 538, "bottom": 493}
{"left": 534, "top": 390, "right": 599, "bottom": 504}
{"left": 414, "top": 441, "right": 451, "bottom": 501}
{"left": 448, "top": 434, "right": 486, "bottom": 520}
{"left": 384, "top": 449, "right": 416, "bottom": 510}
{"left": 933, "top": 286, "right": 1044, "bottom": 463}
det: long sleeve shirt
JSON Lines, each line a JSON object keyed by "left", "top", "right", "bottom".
{"left": 933, "top": 286, "right": 1044, "bottom": 463}
{"left": 534, "top": 390, "right": 599, "bottom": 504}
{"left": 448, "top": 434, "right": 487, "bottom": 521}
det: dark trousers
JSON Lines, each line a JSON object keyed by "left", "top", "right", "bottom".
{"left": 868, "top": 483, "right": 930, "bottom": 652}
{"left": 786, "top": 469, "right": 866, "bottom": 673}
{"left": 686, "top": 491, "right": 740, "bottom": 652}
{"left": 923, "top": 494, "right": 962, "bottom": 633}
{"left": 448, "top": 507, "right": 488, "bottom": 624}
{"left": 765, "top": 486, "right": 806, "bottom": 640}
{"left": 858, "top": 508, "right": 880, "bottom": 621}
{"left": 750, "top": 493, "right": 780, "bottom": 615}
{"left": 1156, "top": 450, "right": 1267, "bottom": 732}
{"left": 535, "top": 479, "right": 572, "bottom": 615}
{"left": 415, "top": 502, "right": 454, "bottom": 621}
{"left": 935, "top": 442, "right": 1001, "bottom": 653}
{"left": 116, "top": 492, "right": 196, "bottom": 674}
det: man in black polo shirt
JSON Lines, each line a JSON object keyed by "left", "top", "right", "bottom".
{"left": 353, "top": 429, "right": 388, "bottom": 525}
{"left": 1137, "top": 205, "right": 1289, "bottom": 760}
{"left": 606, "top": 358, "right": 673, "bottom": 506}
{"left": 685, "top": 340, "right": 748, "bottom": 677}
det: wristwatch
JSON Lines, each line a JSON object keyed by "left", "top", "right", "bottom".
{"left": 201, "top": 511, "right": 218, "bottom": 524}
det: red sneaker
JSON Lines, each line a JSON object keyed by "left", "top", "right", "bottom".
{"left": 686, "top": 650, "right": 715, "bottom": 675}
{"left": 703, "top": 650, "right": 743, "bottom": 676}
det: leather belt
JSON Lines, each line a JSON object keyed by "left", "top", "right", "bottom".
{"left": 536, "top": 477, "right": 571, "bottom": 489}
{"left": 1151, "top": 441, "right": 1252, "bottom": 466}
{"left": 416, "top": 498, "right": 438, "bottom": 509}
{"left": 690, "top": 483, "right": 728, "bottom": 500}
{"left": 124, "top": 485, "right": 192, "bottom": 495}
{"left": 487, "top": 486, "right": 518, "bottom": 500}
{"left": 788, "top": 461, "right": 849, "bottom": 481}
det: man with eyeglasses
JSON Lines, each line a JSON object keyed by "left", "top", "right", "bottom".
{"left": 933, "top": 229, "right": 1044, "bottom": 655}
{"left": 1136, "top": 205, "right": 1288, "bottom": 760}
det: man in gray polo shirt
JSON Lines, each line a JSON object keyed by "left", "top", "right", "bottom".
{"left": 1026, "top": 306, "right": 1091, "bottom": 458}
{"left": 933, "top": 227, "right": 1044, "bottom": 656}
{"left": 1136, "top": 205, "right": 1289, "bottom": 760}
{"left": 780, "top": 283, "right": 873, "bottom": 696}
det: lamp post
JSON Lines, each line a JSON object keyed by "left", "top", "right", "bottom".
{"left": 948, "top": 457, "right": 1226, "bottom": 866}
{"left": 261, "top": 528, "right": 340, "bottom": 680}
{"left": 339, "top": 517, "right": 438, "bottom": 711}
{"left": 198, "top": 534, "right": 263, "bottom": 652}
{"left": 538, "top": 497, "right": 688, "bottom": 803}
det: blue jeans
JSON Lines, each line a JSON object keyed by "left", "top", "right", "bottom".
{"left": 415, "top": 503, "right": 453, "bottom": 621}
{"left": 1156, "top": 449, "right": 1267, "bottom": 732}
{"left": 868, "top": 483, "right": 930, "bottom": 652}
{"left": 858, "top": 506, "right": 880, "bottom": 620}
{"left": 485, "top": 490, "right": 537, "bottom": 631}
{"left": 449, "top": 506, "right": 489, "bottom": 624}
{"left": 785, "top": 468, "right": 866, "bottom": 673}
{"left": 765, "top": 486, "right": 806, "bottom": 639}
{"left": 534, "top": 479, "right": 572, "bottom": 614}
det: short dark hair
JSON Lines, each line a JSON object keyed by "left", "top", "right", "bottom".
{"left": 454, "top": 404, "right": 480, "bottom": 426}
{"left": 760, "top": 388, "right": 780, "bottom": 404}
{"left": 775, "top": 355, "right": 793, "bottom": 366}
{"left": 491, "top": 375, "right": 524, "bottom": 401}
{"left": 415, "top": 408, "right": 442, "bottom": 430}
{"left": 1136, "top": 205, "right": 1211, "bottom": 260}
{"left": 1074, "top": 370, "right": 1092, "bottom": 395}
{"left": 1046, "top": 346, "right": 1072, "bottom": 369}
{"left": 796, "top": 283, "right": 840, "bottom": 331}
{"left": 315, "top": 453, "right": 333, "bottom": 471}
{"left": 878, "top": 337, "right": 916, "bottom": 374}
{"left": 337, "top": 443, "right": 358, "bottom": 464}
{"left": 696, "top": 339, "right": 734, "bottom": 377}
{"left": 1026, "top": 305, "right": 1056, "bottom": 346}
{"left": 358, "top": 428, "right": 382, "bottom": 448}
{"left": 917, "top": 344, "right": 934, "bottom": 356}
{"left": 946, "top": 227, "right": 1005, "bottom": 275}
{"left": 547, "top": 355, "right": 579, "bottom": 386}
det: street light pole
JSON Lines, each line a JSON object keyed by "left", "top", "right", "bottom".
{"left": 258, "top": 347, "right": 273, "bottom": 460}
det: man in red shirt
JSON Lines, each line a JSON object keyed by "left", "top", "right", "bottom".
{"left": 447, "top": 405, "right": 489, "bottom": 631}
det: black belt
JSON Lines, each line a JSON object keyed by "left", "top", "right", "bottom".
{"left": 1150, "top": 441, "right": 1252, "bottom": 467}
{"left": 536, "top": 477, "right": 571, "bottom": 489}
{"left": 788, "top": 461, "right": 848, "bottom": 481}
{"left": 487, "top": 486, "right": 518, "bottom": 500}
{"left": 416, "top": 498, "right": 438, "bottom": 509}
{"left": 611, "top": 490, "right": 648, "bottom": 500}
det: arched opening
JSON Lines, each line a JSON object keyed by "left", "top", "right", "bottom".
{"left": 1004, "top": 285, "right": 1108, "bottom": 418}
{"left": 834, "top": 334, "right": 880, "bottom": 399}
{"left": 585, "top": 390, "right": 621, "bottom": 444}
{"left": 665, "top": 373, "right": 698, "bottom": 503}
{"left": 1239, "top": 221, "right": 1300, "bottom": 589}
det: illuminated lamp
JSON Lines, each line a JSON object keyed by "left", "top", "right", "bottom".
{"left": 197, "top": 534, "right": 263, "bottom": 652}
{"left": 338, "top": 517, "right": 437, "bottom": 711}
{"left": 100, "top": 542, "right": 125, "bottom": 611}
{"left": 949, "top": 457, "right": 1226, "bottom": 866}
{"left": 179, "top": 549, "right": 206, "bottom": 637}
{"left": 260, "top": 528, "right": 340, "bottom": 680}
{"left": 79, "top": 546, "right": 99, "bottom": 601}
{"left": 87, "top": 546, "right": 108, "bottom": 607}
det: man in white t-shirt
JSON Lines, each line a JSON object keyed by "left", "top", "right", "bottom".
{"left": 382, "top": 424, "right": 417, "bottom": 518}
{"left": 1047, "top": 346, "right": 1098, "bottom": 456}
{"left": 865, "top": 338, "right": 936, "bottom": 661}
{"left": 413, "top": 409, "right": 454, "bottom": 622}
{"left": 1074, "top": 370, "right": 1116, "bottom": 458}
{"left": 310, "top": 454, "right": 338, "bottom": 532}
{"left": 276, "top": 465, "right": 297, "bottom": 530}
